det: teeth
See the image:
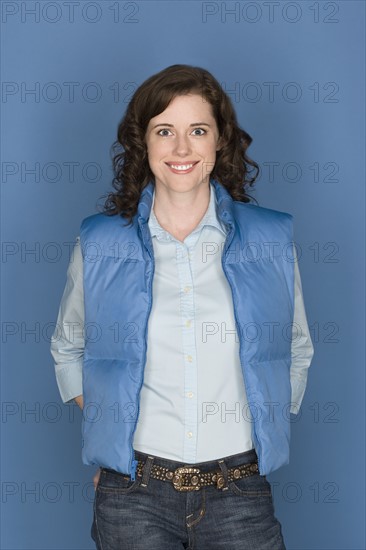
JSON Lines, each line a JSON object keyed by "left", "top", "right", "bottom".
{"left": 169, "top": 163, "right": 195, "bottom": 170}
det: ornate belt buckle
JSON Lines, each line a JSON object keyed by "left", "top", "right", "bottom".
{"left": 172, "top": 467, "right": 201, "bottom": 492}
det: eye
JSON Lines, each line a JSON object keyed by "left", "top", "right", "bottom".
{"left": 157, "top": 129, "right": 172, "bottom": 136}
{"left": 192, "top": 128, "right": 206, "bottom": 136}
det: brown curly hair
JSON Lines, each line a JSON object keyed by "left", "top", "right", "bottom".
{"left": 100, "top": 64, "right": 260, "bottom": 225}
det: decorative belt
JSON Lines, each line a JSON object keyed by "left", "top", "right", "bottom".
{"left": 135, "top": 458, "right": 259, "bottom": 492}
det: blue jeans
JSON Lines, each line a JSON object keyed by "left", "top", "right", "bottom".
{"left": 91, "top": 448, "right": 286, "bottom": 549}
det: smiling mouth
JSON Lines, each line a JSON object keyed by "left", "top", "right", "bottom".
{"left": 165, "top": 161, "right": 199, "bottom": 172}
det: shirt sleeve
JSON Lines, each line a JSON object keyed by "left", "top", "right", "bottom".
{"left": 290, "top": 243, "right": 314, "bottom": 414}
{"left": 50, "top": 236, "right": 84, "bottom": 404}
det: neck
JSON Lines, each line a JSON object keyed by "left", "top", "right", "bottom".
{"left": 152, "top": 182, "right": 211, "bottom": 233}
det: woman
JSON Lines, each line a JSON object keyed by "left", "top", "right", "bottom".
{"left": 51, "top": 64, "right": 314, "bottom": 549}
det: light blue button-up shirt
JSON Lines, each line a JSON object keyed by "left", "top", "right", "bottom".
{"left": 51, "top": 182, "right": 314, "bottom": 463}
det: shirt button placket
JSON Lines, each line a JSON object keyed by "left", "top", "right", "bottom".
{"left": 176, "top": 239, "right": 198, "bottom": 463}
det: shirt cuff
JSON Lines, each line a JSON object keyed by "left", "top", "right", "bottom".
{"left": 290, "top": 373, "right": 308, "bottom": 414}
{"left": 54, "top": 361, "right": 83, "bottom": 404}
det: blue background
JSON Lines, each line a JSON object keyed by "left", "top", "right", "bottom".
{"left": 1, "top": 1, "right": 365, "bottom": 548}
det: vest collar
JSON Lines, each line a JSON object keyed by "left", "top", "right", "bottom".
{"left": 137, "top": 177, "right": 235, "bottom": 230}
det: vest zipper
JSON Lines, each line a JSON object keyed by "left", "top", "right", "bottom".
{"left": 220, "top": 221, "right": 262, "bottom": 474}
{"left": 130, "top": 459, "right": 138, "bottom": 481}
{"left": 129, "top": 225, "right": 155, "bottom": 481}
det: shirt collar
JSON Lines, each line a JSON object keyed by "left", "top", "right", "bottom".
{"left": 148, "top": 182, "right": 229, "bottom": 240}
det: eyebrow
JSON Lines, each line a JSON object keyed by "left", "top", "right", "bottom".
{"left": 151, "top": 122, "right": 212, "bottom": 129}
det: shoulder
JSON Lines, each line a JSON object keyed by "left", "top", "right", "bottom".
{"left": 80, "top": 212, "right": 134, "bottom": 239}
{"left": 233, "top": 201, "right": 293, "bottom": 229}
{"left": 231, "top": 202, "right": 294, "bottom": 246}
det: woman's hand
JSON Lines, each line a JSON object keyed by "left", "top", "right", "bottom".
{"left": 74, "top": 395, "right": 84, "bottom": 410}
{"left": 93, "top": 468, "right": 101, "bottom": 490}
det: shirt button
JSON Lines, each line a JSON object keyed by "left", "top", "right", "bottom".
{"left": 187, "top": 392, "right": 194, "bottom": 398}
{"left": 187, "top": 431, "right": 193, "bottom": 438}
{"left": 185, "top": 320, "right": 191, "bottom": 328}
{"left": 184, "top": 286, "right": 191, "bottom": 293}
{"left": 187, "top": 355, "right": 193, "bottom": 362}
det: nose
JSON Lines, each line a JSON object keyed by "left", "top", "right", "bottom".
{"left": 172, "top": 133, "right": 192, "bottom": 156}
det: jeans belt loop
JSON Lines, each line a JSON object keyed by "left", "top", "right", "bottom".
{"left": 217, "top": 459, "right": 229, "bottom": 491}
{"left": 140, "top": 455, "right": 155, "bottom": 487}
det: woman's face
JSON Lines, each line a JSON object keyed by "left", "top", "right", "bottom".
{"left": 145, "top": 93, "right": 222, "bottom": 195}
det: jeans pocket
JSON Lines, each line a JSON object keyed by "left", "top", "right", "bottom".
{"left": 93, "top": 469, "right": 141, "bottom": 547}
{"left": 96, "top": 468, "right": 141, "bottom": 495}
{"left": 228, "top": 473, "right": 273, "bottom": 498}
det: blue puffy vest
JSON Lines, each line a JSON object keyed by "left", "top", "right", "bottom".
{"left": 79, "top": 177, "right": 295, "bottom": 480}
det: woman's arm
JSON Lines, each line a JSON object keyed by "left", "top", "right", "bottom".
{"left": 50, "top": 236, "right": 84, "bottom": 405}
{"left": 290, "top": 243, "right": 315, "bottom": 413}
